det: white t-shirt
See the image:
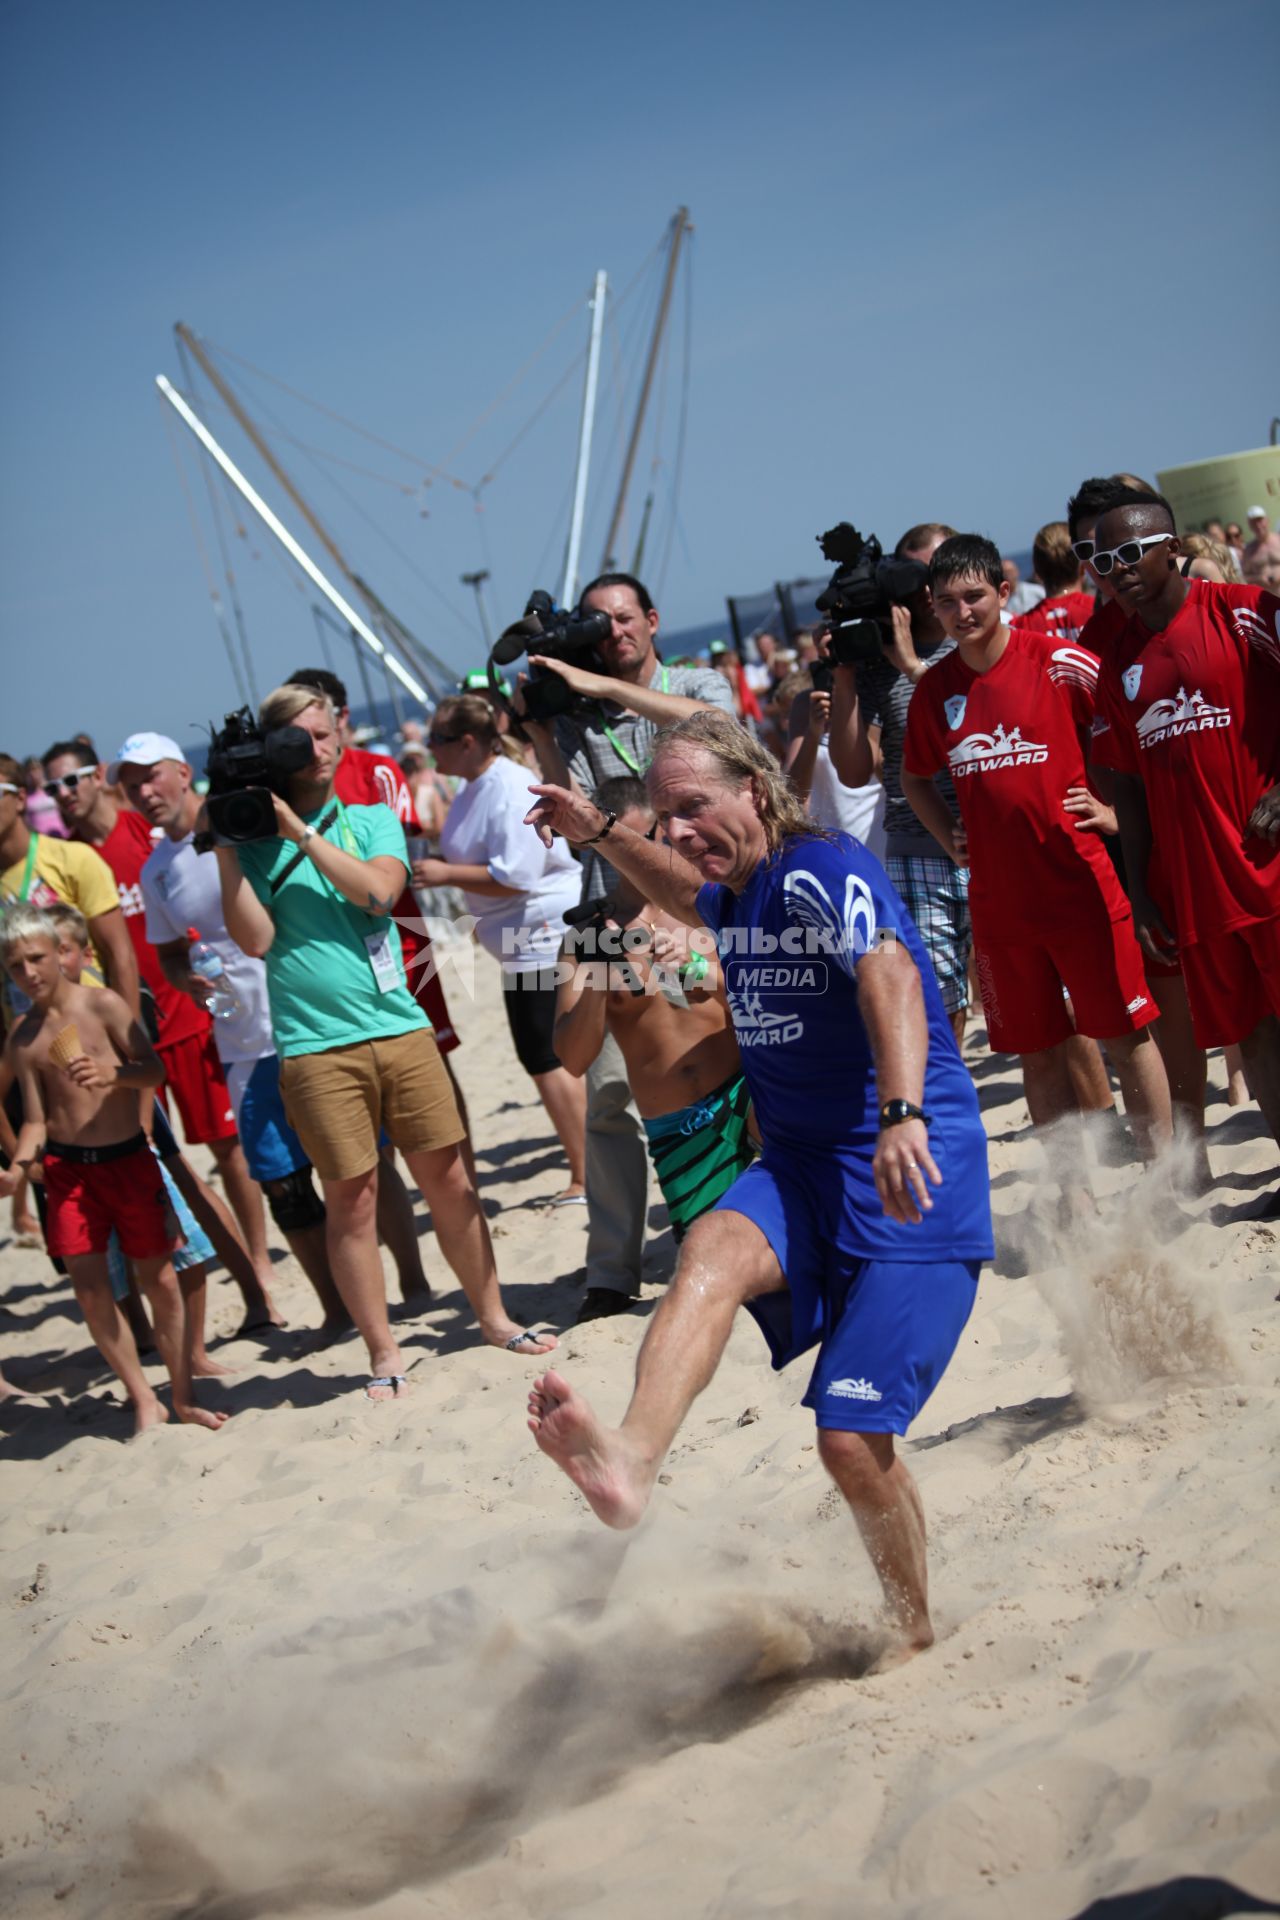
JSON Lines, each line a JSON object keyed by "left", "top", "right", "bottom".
{"left": 141, "top": 832, "right": 275, "bottom": 1064}
{"left": 439, "top": 754, "right": 581, "bottom": 973}
{"left": 809, "top": 739, "right": 888, "bottom": 861}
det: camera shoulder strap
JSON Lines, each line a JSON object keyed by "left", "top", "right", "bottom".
{"left": 270, "top": 805, "right": 339, "bottom": 896}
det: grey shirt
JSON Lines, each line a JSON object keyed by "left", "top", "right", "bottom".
{"left": 855, "top": 638, "right": 963, "bottom": 860}
{"left": 554, "top": 659, "right": 736, "bottom": 900}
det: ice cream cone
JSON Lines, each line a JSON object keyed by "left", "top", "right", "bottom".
{"left": 48, "top": 1023, "right": 82, "bottom": 1070}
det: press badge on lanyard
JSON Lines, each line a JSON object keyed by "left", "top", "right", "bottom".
{"left": 364, "top": 925, "right": 404, "bottom": 994}
{"left": 331, "top": 802, "right": 405, "bottom": 995}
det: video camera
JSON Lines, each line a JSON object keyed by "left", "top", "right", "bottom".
{"left": 198, "top": 707, "right": 316, "bottom": 848}
{"left": 488, "top": 589, "right": 612, "bottom": 723}
{"left": 813, "top": 524, "right": 930, "bottom": 669}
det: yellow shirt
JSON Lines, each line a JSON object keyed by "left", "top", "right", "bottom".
{"left": 1, "top": 833, "right": 119, "bottom": 1026}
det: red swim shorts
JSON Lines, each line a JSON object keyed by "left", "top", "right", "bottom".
{"left": 157, "top": 1028, "right": 238, "bottom": 1145}
{"left": 975, "top": 907, "right": 1158, "bottom": 1055}
{"left": 43, "top": 1136, "right": 177, "bottom": 1262}
{"left": 1181, "top": 917, "right": 1280, "bottom": 1049}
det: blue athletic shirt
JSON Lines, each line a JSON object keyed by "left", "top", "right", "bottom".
{"left": 696, "top": 832, "right": 993, "bottom": 1264}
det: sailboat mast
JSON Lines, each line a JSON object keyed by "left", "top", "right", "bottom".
{"left": 156, "top": 375, "right": 430, "bottom": 707}
{"left": 600, "top": 208, "right": 690, "bottom": 572}
{"left": 562, "top": 271, "right": 608, "bottom": 609}
{"left": 173, "top": 324, "right": 457, "bottom": 694}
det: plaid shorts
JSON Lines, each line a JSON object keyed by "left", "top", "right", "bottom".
{"left": 887, "top": 853, "right": 972, "bottom": 1014}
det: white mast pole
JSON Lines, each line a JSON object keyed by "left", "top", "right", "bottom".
{"left": 561, "top": 270, "right": 608, "bottom": 610}
{"left": 156, "top": 374, "right": 430, "bottom": 708}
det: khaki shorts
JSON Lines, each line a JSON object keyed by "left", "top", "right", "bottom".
{"left": 280, "top": 1030, "right": 464, "bottom": 1183}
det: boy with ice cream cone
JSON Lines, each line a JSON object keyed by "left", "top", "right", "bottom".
{"left": 0, "top": 903, "right": 227, "bottom": 1437}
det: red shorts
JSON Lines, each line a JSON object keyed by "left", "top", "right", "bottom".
{"left": 975, "top": 909, "right": 1158, "bottom": 1055}
{"left": 404, "top": 934, "right": 460, "bottom": 1054}
{"left": 158, "top": 1028, "right": 238, "bottom": 1145}
{"left": 1181, "top": 918, "right": 1280, "bottom": 1049}
{"left": 44, "top": 1137, "right": 176, "bottom": 1262}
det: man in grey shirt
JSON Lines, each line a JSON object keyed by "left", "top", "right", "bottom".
{"left": 828, "top": 522, "right": 973, "bottom": 1045}
{"left": 520, "top": 572, "right": 734, "bottom": 1320}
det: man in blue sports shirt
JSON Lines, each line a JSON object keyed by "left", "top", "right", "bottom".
{"left": 524, "top": 708, "right": 992, "bottom": 1666}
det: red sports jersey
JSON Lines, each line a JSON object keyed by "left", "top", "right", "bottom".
{"left": 98, "top": 812, "right": 210, "bottom": 1047}
{"left": 903, "top": 625, "right": 1131, "bottom": 941}
{"left": 1076, "top": 598, "right": 1130, "bottom": 773}
{"left": 334, "top": 745, "right": 420, "bottom": 828}
{"left": 1015, "top": 590, "right": 1097, "bottom": 647}
{"left": 1096, "top": 581, "right": 1280, "bottom": 945}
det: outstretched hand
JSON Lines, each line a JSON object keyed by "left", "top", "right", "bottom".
{"left": 873, "top": 1118, "right": 941, "bottom": 1225}
{"left": 524, "top": 784, "right": 605, "bottom": 850}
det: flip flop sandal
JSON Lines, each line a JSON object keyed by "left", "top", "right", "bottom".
{"left": 365, "top": 1374, "right": 409, "bottom": 1400}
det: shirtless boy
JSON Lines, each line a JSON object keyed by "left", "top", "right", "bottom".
{"left": 0, "top": 905, "right": 227, "bottom": 1436}
{"left": 554, "top": 779, "right": 756, "bottom": 1305}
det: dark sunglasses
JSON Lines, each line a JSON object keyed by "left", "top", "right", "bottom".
{"left": 1070, "top": 538, "right": 1095, "bottom": 563}
{"left": 426, "top": 732, "right": 461, "bottom": 748}
{"left": 45, "top": 768, "right": 97, "bottom": 794}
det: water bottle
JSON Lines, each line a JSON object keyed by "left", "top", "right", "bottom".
{"left": 186, "top": 928, "right": 241, "bottom": 1021}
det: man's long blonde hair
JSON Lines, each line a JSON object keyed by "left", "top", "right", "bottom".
{"left": 649, "top": 709, "right": 829, "bottom": 855}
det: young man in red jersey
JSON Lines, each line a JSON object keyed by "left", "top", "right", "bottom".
{"left": 1067, "top": 477, "right": 1216, "bottom": 1190}
{"left": 1016, "top": 521, "right": 1097, "bottom": 645}
{"left": 902, "top": 535, "right": 1171, "bottom": 1177}
{"left": 1089, "top": 489, "right": 1280, "bottom": 1205}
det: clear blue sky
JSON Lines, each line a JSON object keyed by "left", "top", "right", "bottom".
{"left": 3, "top": 0, "right": 1276, "bottom": 757}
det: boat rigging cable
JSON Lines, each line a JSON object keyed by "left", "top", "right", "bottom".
{"left": 173, "top": 334, "right": 260, "bottom": 703}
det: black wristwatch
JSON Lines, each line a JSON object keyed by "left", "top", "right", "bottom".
{"left": 879, "top": 1100, "right": 931, "bottom": 1130}
{"left": 577, "top": 810, "right": 617, "bottom": 848}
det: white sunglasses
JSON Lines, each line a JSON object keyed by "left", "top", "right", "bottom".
{"left": 1090, "top": 534, "right": 1174, "bottom": 577}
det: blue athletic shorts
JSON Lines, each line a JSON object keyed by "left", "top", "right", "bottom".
{"left": 718, "top": 1157, "right": 980, "bottom": 1435}
{"left": 226, "top": 1055, "right": 311, "bottom": 1185}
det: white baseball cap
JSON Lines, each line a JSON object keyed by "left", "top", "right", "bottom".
{"left": 106, "top": 732, "right": 187, "bottom": 783}
{"left": 1246, "top": 504, "right": 1267, "bottom": 520}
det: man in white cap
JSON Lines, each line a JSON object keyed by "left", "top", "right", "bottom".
{"left": 106, "top": 733, "right": 286, "bottom": 1331}
{"left": 1242, "top": 507, "right": 1280, "bottom": 591}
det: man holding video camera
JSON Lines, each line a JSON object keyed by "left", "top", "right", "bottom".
{"left": 823, "top": 522, "right": 975, "bottom": 1045}
{"left": 515, "top": 572, "right": 734, "bottom": 1322}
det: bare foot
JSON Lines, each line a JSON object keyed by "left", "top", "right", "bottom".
{"left": 492, "top": 1324, "right": 558, "bottom": 1357}
{"left": 236, "top": 1303, "right": 288, "bottom": 1337}
{"left": 526, "top": 1369, "right": 653, "bottom": 1530}
{"left": 865, "top": 1622, "right": 935, "bottom": 1676}
{"left": 190, "top": 1354, "right": 236, "bottom": 1379}
{"left": 174, "top": 1403, "right": 230, "bottom": 1431}
{"left": 132, "top": 1398, "right": 171, "bottom": 1438}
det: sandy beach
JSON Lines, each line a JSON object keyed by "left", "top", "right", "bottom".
{"left": 2, "top": 952, "right": 1278, "bottom": 1919}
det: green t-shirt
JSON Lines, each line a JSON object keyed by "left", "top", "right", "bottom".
{"left": 239, "top": 801, "right": 428, "bottom": 1059}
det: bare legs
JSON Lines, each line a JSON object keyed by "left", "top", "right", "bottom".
{"left": 818, "top": 1430, "right": 933, "bottom": 1665}
{"left": 528, "top": 1208, "right": 938, "bottom": 1660}
{"left": 318, "top": 1167, "right": 406, "bottom": 1396}
{"left": 529, "top": 1210, "right": 783, "bottom": 1527}
{"left": 168, "top": 1146, "right": 284, "bottom": 1331}
{"left": 401, "top": 1141, "right": 554, "bottom": 1352}
{"left": 375, "top": 1151, "right": 431, "bottom": 1303}
{"left": 532, "top": 1065, "right": 587, "bottom": 1198}
{"left": 1102, "top": 1028, "right": 1173, "bottom": 1163}
{"left": 65, "top": 1253, "right": 228, "bottom": 1436}
{"left": 1148, "top": 973, "right": 1212, "bottom": 1191}
{"left": 203, "top": 1137, "right": 285, "bottom": 1329}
